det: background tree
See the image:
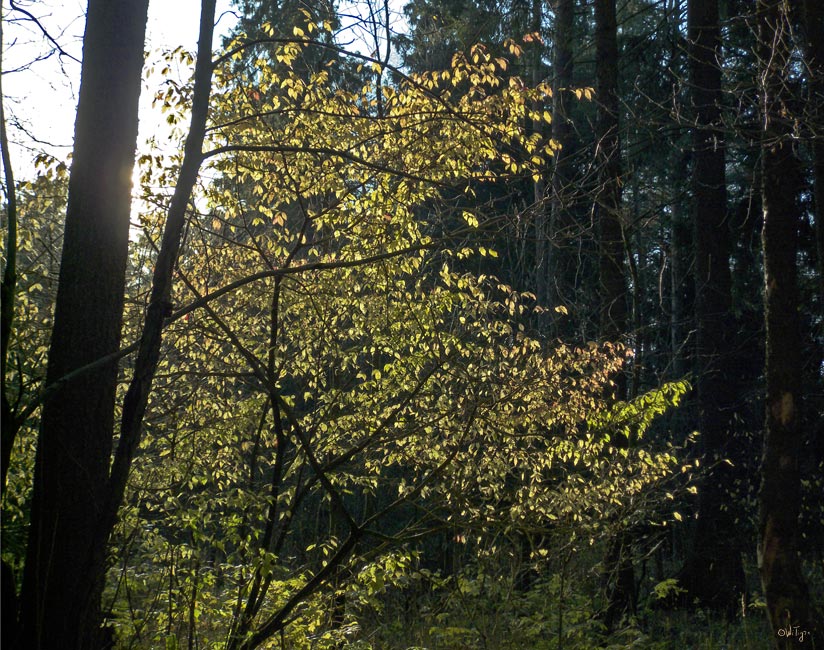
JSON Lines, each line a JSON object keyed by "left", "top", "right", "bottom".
{"left": 0, "top": 163, "right": 67, "bottom": 642}
{"left": 592, "top": 0, "right": 636, "bottom": 629}
{"left": 678, "top": 0, "right": 744, "bottom": 613}
{"left": 547, "top": 0, "right": 577, "bottom": 314}
{"left": 757, "top": 0, "right": 821, "bottom": 643}
{"left": 801, "top": 0, "right": 824, "bottom": 301}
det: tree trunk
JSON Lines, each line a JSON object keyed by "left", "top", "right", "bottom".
{"left": 99, "top": 0, "right": 216, "bottom": 558}
{"left": 548, "top": 0, "right": 575, "bottom": 312}
{"left": 14, "top": 2, "right": 149, "bottom": 648}
{"left": 0, "top": 9, "right": 18, "bottom": 493}
{"left": 801, "top": 0, "right": 824, "bottom": 305}
{"left": 757, "top": 1, "right": 822, "bottom": 644}
{"left": 595, "top": 0, "right": 627, "bottom": 346}
{"left": 666, "top": 0, "right": 692, "bottom": 384}
{"left": 669, "top": 163, "right": 691, "bottom": 380}
{"left": 679, "top": 0, "right": 745, "bottom": 614}
{"left": 594, "top": 0, "right": 634, "bottom": 628}
{"left": 530, "top": 0, "right": 549, "bottom": 306}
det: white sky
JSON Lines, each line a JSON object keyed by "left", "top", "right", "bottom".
{"left": 2, "top": 0, "right": 237, "bottom": 177}
{"left": 2, "top": 0, "right": 407, "bottom": 182}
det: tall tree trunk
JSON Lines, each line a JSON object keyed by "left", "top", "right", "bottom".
{"left": 801, "top": 0, "right": 824, "bottom": 304}
{"left": 594, "top": 0, "right": 633, "bottom": 628}
{"left": 666, "top": 0, "right": 691, "bottom": 382}
{"left": 679, "top": 0, "right": 744, "bottom": 614}
{"left": 595, "top": 0, "right": 626, "bottom": 346}
{"left": 0, "top": 14, "right": 21, "bottom": 642}
{"left": 669, "top": 158, "right": 692, "bottom": 381}
{"left": 548, "top": 0, "right": 575, "bottom": 312}
{"left": 0, "top": 10, "right": 18, "bottom": 493}
{"left": 757, "top": 1, "right": 822, "bottom": 644}
{"left": 84, "top": 9, "right": 216, "bottom": 642}
{"left": 801, "top": 0, "right": 824, "bottom": 582}
{"left": 14, "top": 2, "right": 149, "bottom": 648}
{"left": 530, "top": 0, "right": 549, "bottom": 306}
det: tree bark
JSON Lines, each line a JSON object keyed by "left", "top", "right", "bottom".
{"left": 666, "top": 0, "right": 693, "bottom": 384}
{"left": 757, "top": 1, "right": 821, "bottom": 644}
{"left": 530, "top": 0, "right": 549, "bottom": 306}
{"left": 679, "top": 0, "right": 745, "bottom": 614}
{"left": 101, "top": 0, "right": 216, "bottom": 552}
{"left": 547, "top": 0, "right": 575, "bottom": 311}
{"left": 669, "top": 158, "right": 692, "bottom": 380}
{"left": 595, "top": 0, "right": 627, "bottom": 346}
{"left": 594, "top": 0, "right": 634, "bottom": 628}
{"left": 14, "top": 1, "right": 149, "bottom": 648}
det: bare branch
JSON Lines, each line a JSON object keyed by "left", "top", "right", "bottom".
{"left": 8, "top": 0, "right": 81, "bottom": 64}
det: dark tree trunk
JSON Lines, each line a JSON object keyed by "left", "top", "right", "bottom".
{"left": 679, "top": 0, "right": 745, "bottom": 614}
{"left": 530, "top": 0, "right": 548, "bottom": 306}
{"left": 669, "top": 165, "right": 692, "bottom": 380}
{"left": 666, "top": 1, "right": 693, "bottom": 385}
{"left": 595, "top": 0, "right": 627, "bottom": 346}
{"left": 550, "top": 0, "right": 574, "bottom": 183}
{"left": 1, "top": 8, "right": 18, "bottom": 493}
{"left": 100, "top": 0, "right": 216, "bottom": 555}
{"left": 801, "top": 0, "right": 824, "bottom": 304}
{"left": 13, "top": 2, "right": 149, "bottom": 648}
{"left": 757, "top": 1, "right": 822, "bottom": 644}
{"left": 547, "top": 0, "right": 576, "bottom": 311}
{"left": 594, "top": 0, "right": 634, "bottom": 628}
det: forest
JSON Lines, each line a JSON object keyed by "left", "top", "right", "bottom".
{"left": 0, "top": 0, "right": 822, "bottom": 648}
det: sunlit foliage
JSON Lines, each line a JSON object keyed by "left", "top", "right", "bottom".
{"left": 86, "top": 27, "right": 697, "bottom": 650}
